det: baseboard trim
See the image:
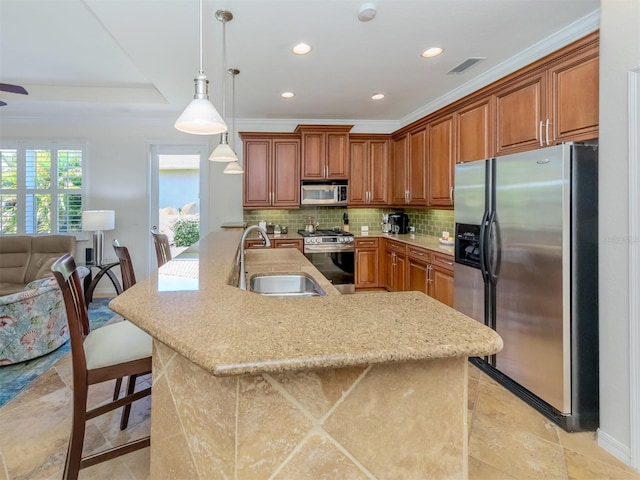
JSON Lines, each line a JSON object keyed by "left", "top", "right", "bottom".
{"left": 597, "top": 429, "right": 633, "bottom": 467}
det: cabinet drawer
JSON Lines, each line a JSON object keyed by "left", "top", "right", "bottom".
{"left": 385, "top": 240, "right": 406, "bottom": 255}
{"left": 355, "top": 238, "right": 379, "bottom": 248}
{"left": 431, "top": 252, "right": 454, "bottom": 271}
{"left": 244, "top": 239, "right": 270, "bottom": 249}
{"left": 272, "top": 239, "right": 303, "bottom": 252}
{"left": 407, "top": 246, "right": 431, "bottom": 262}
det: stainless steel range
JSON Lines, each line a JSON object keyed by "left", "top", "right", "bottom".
{"left": 298, "top": 229, "right": 355, "bottom": 294}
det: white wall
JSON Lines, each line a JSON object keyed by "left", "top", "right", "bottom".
{"left": 598, "top": 0, "right": 640, "bottom": 466}
{"left": 0, "top": 120, "right": 196, "bottom": 286}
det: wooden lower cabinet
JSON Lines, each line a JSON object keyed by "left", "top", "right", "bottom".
{"left": 383, "top": 239, "right": 407, "bottom": 292}
{"left": 355, "top": 238, "right": 379, "bottom": 289}
{"left": 406, "top": 246, "right": 455, "bottom": 307}
{"left": 429, "top": 252, "right": 455, "bottom": 307}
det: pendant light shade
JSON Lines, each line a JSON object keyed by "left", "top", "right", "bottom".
{"left": 175, "top": 0, "right": 227, "bottom": 135}
{"left": 223, "top": 160, "right": 244, "bottom": 174}
{"left": 209, "top": 132, "right": 237, "bottom": 162}
{"left": 175, "top": 96, "right": 227, "bottom": 135}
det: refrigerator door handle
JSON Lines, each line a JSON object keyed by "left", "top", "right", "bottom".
{"left": 486, "top": 211, "right": 501, "bottom": 285}
{"left": 479, "top": 210, "right": 490, "bottom": 283}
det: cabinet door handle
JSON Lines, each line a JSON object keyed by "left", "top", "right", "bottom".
{"left": 539, "top": 121, "right": 544, "bottom": 147}
{"left": 545, "top": 119, "right": 550, "bottom": 146}
{"left": 450, "top": 187, "right": 454, "bottom": 201}
{"left": 427, "top": 265, "right": 433, "bottom": 283}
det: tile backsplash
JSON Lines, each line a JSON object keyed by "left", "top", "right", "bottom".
{"left": 243, "top": 208, "right": 453, "bottom": 237}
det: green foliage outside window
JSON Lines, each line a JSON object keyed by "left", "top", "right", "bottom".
{"left": 172, "top": 218, "right": 199, "bottom": 247}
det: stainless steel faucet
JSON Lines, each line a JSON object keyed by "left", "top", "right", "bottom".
{"left": 237, "top": 225, "right": 271, "bottom": 290}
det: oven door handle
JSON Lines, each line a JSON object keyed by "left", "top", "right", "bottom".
{"left": 304, "top": 246, "right": 355, "bottom": 253}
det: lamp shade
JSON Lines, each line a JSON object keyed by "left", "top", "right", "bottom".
{"left": 82, "top": 210, "right": 115, "bottom": 231}
{"left": 175, "top": 98, "right": 228, "bottom": 135}
{"left": 209, "top": 132, "right": 238, "bottom": 162}
{"left": 223, "top": 161, "right": 244, "bottom": 174}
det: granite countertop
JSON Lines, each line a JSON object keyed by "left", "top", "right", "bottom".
{"left": 109, "top": 231, "right": 501, "bottom": 378}
{"left": 355, "top": 230, "right": 455, "bottom": 256}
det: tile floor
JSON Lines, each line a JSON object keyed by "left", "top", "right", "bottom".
{"left": 1, "top": 356, "right": 638, "bottom": 480}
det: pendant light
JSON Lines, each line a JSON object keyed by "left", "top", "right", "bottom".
{"left": 175, "top": 0, "right": 227, "bottom": 135}
{"left": 210, "top": 10, "right": 238, "bottom": 162}
{"left": 223, "top": 68, "right": 244, "bottom": 174}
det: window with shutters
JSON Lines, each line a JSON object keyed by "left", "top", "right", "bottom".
{"left": 0, "top": 143, "right": 85, "bottom": 235}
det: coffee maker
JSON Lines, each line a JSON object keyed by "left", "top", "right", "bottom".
{"left": 388, "top": 213, "right": 410, "bottom": 234}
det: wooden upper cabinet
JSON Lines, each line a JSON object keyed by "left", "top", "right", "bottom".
{"left": 391, "top": 134, "right": 408, "bottom": 204}
{"left": 548, "top": 48, "right": 599, "bottom": 143}
{"left": 408, "top": 128, "right": 427, "bottom": 205}
{"left": 272, "top": 139, "right": 301, "bottom": 206}
{"left": 494, "top": 71, "right": 547, "bottom": 155}
{"left": 243, "top": 139, "right": 271, "bottom": 207}
{"left": 494, "top": 35, "right": 599, "bottom": 156}
{"left": 349, "top": 134, "right": 390, "bottom": 206}
{"left": 296, "top": 125, "right": 352, "bottom": 180}
{"left": 456, "top": 97, "right": 493, "bottom": 163}
{"left": 427, "top": 114, "right": 455, "bottom": 207}
{"left": 241, "top": 133, "right": 300, "bottom": 208}
{"left": 392, "top": 129, "right": 426, "bottom": 206}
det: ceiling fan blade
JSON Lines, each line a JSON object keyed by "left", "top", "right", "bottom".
{"left": 0, "top": 83, "right": 28, "bottom": 95}
{"left": 0, "top": 100, "right": 7, "bottom": 107}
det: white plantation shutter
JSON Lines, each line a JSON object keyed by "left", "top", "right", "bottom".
{"left": 0, "top": 143, "right": 85, "bottom": 235}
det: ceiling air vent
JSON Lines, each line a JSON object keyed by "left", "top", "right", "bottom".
{"left": 447, "top": 57, "right": 486, "bottom": 74}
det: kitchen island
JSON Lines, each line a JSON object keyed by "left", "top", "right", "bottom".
{"left": 109, "top": 230, "right": 502, "bottom": 479}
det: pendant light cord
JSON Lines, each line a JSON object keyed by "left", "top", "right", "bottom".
{"left": 198, "top": 0, "right": 204, "bottom": 75}
{"left": 221, "top": 18, "right": 227, "bottom": 118}
{"left": 231, "top": 70, "right": 236, "bottom": 151}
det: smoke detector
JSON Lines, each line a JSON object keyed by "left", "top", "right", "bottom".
{"left": 358, "top": 3, "right": 377, "bottom": 22}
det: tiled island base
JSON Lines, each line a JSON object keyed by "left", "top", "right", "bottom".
{"left": 151, "top": 340, "right": 468, "bottom": 479}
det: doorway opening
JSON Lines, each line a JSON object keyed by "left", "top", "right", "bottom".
{"left": 150, "top": 144, "right": 208, "bottom": 271}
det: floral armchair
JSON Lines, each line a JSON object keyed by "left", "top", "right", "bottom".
{"left": 0, "top": 268, "right": 88, "bottom": 365}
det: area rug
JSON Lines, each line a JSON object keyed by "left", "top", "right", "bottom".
{"left": 0, "top": 298, "right": 116, "bottom": 408}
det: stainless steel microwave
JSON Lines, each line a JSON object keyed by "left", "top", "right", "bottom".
{"left": 300, "top": 182, "right": 348, "bottom": 206}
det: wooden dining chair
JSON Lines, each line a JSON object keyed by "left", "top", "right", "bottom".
{"left": 51, "top": 253, "right": 152, "bottom": 480}
{"left": 111, "top": 240, "right": 143, "bottom": 429}
{"left": 150, "top": 227, "right": 172, "bottom": 267}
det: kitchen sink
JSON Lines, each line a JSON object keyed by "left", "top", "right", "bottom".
{"left": 249, "top": 273, "right": 326, "bottom": 297}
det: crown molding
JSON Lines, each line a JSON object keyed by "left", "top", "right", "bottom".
{"left": 400, "top": 9, "right": 600, "bottom": 127}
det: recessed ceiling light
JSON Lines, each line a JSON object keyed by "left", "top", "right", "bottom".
{"left": 371, "top": 93, "right": 385, "bottom": 100}
{"left": 292, "top": 43, "right": 312, "bottom": 55}
{"left": 422, "top": 47, "right": 443, "bottom": 58}
{"left": 281, "top": 92, "right": 295, "bottom": 99}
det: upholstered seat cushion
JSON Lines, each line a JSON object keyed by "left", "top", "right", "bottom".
{"left": 84, "top": 321, "right": 152, "bottom": 370}
{"left": 0, "top": 235, "right": 76, "bottom": 296}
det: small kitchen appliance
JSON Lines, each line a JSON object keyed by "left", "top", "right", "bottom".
{"left": 300, "top": 181, "right": 348, "bottom": 206}
{"left": 388, "top": 213, "right": 409, "bottom": 234}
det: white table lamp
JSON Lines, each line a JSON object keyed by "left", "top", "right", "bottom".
{"left": 82, "top": 210, "right": 115, "bottom": 265}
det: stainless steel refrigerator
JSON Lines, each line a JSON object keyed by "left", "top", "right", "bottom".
{"left": 454, "top": 142, "right": 599, "bottom": 431}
